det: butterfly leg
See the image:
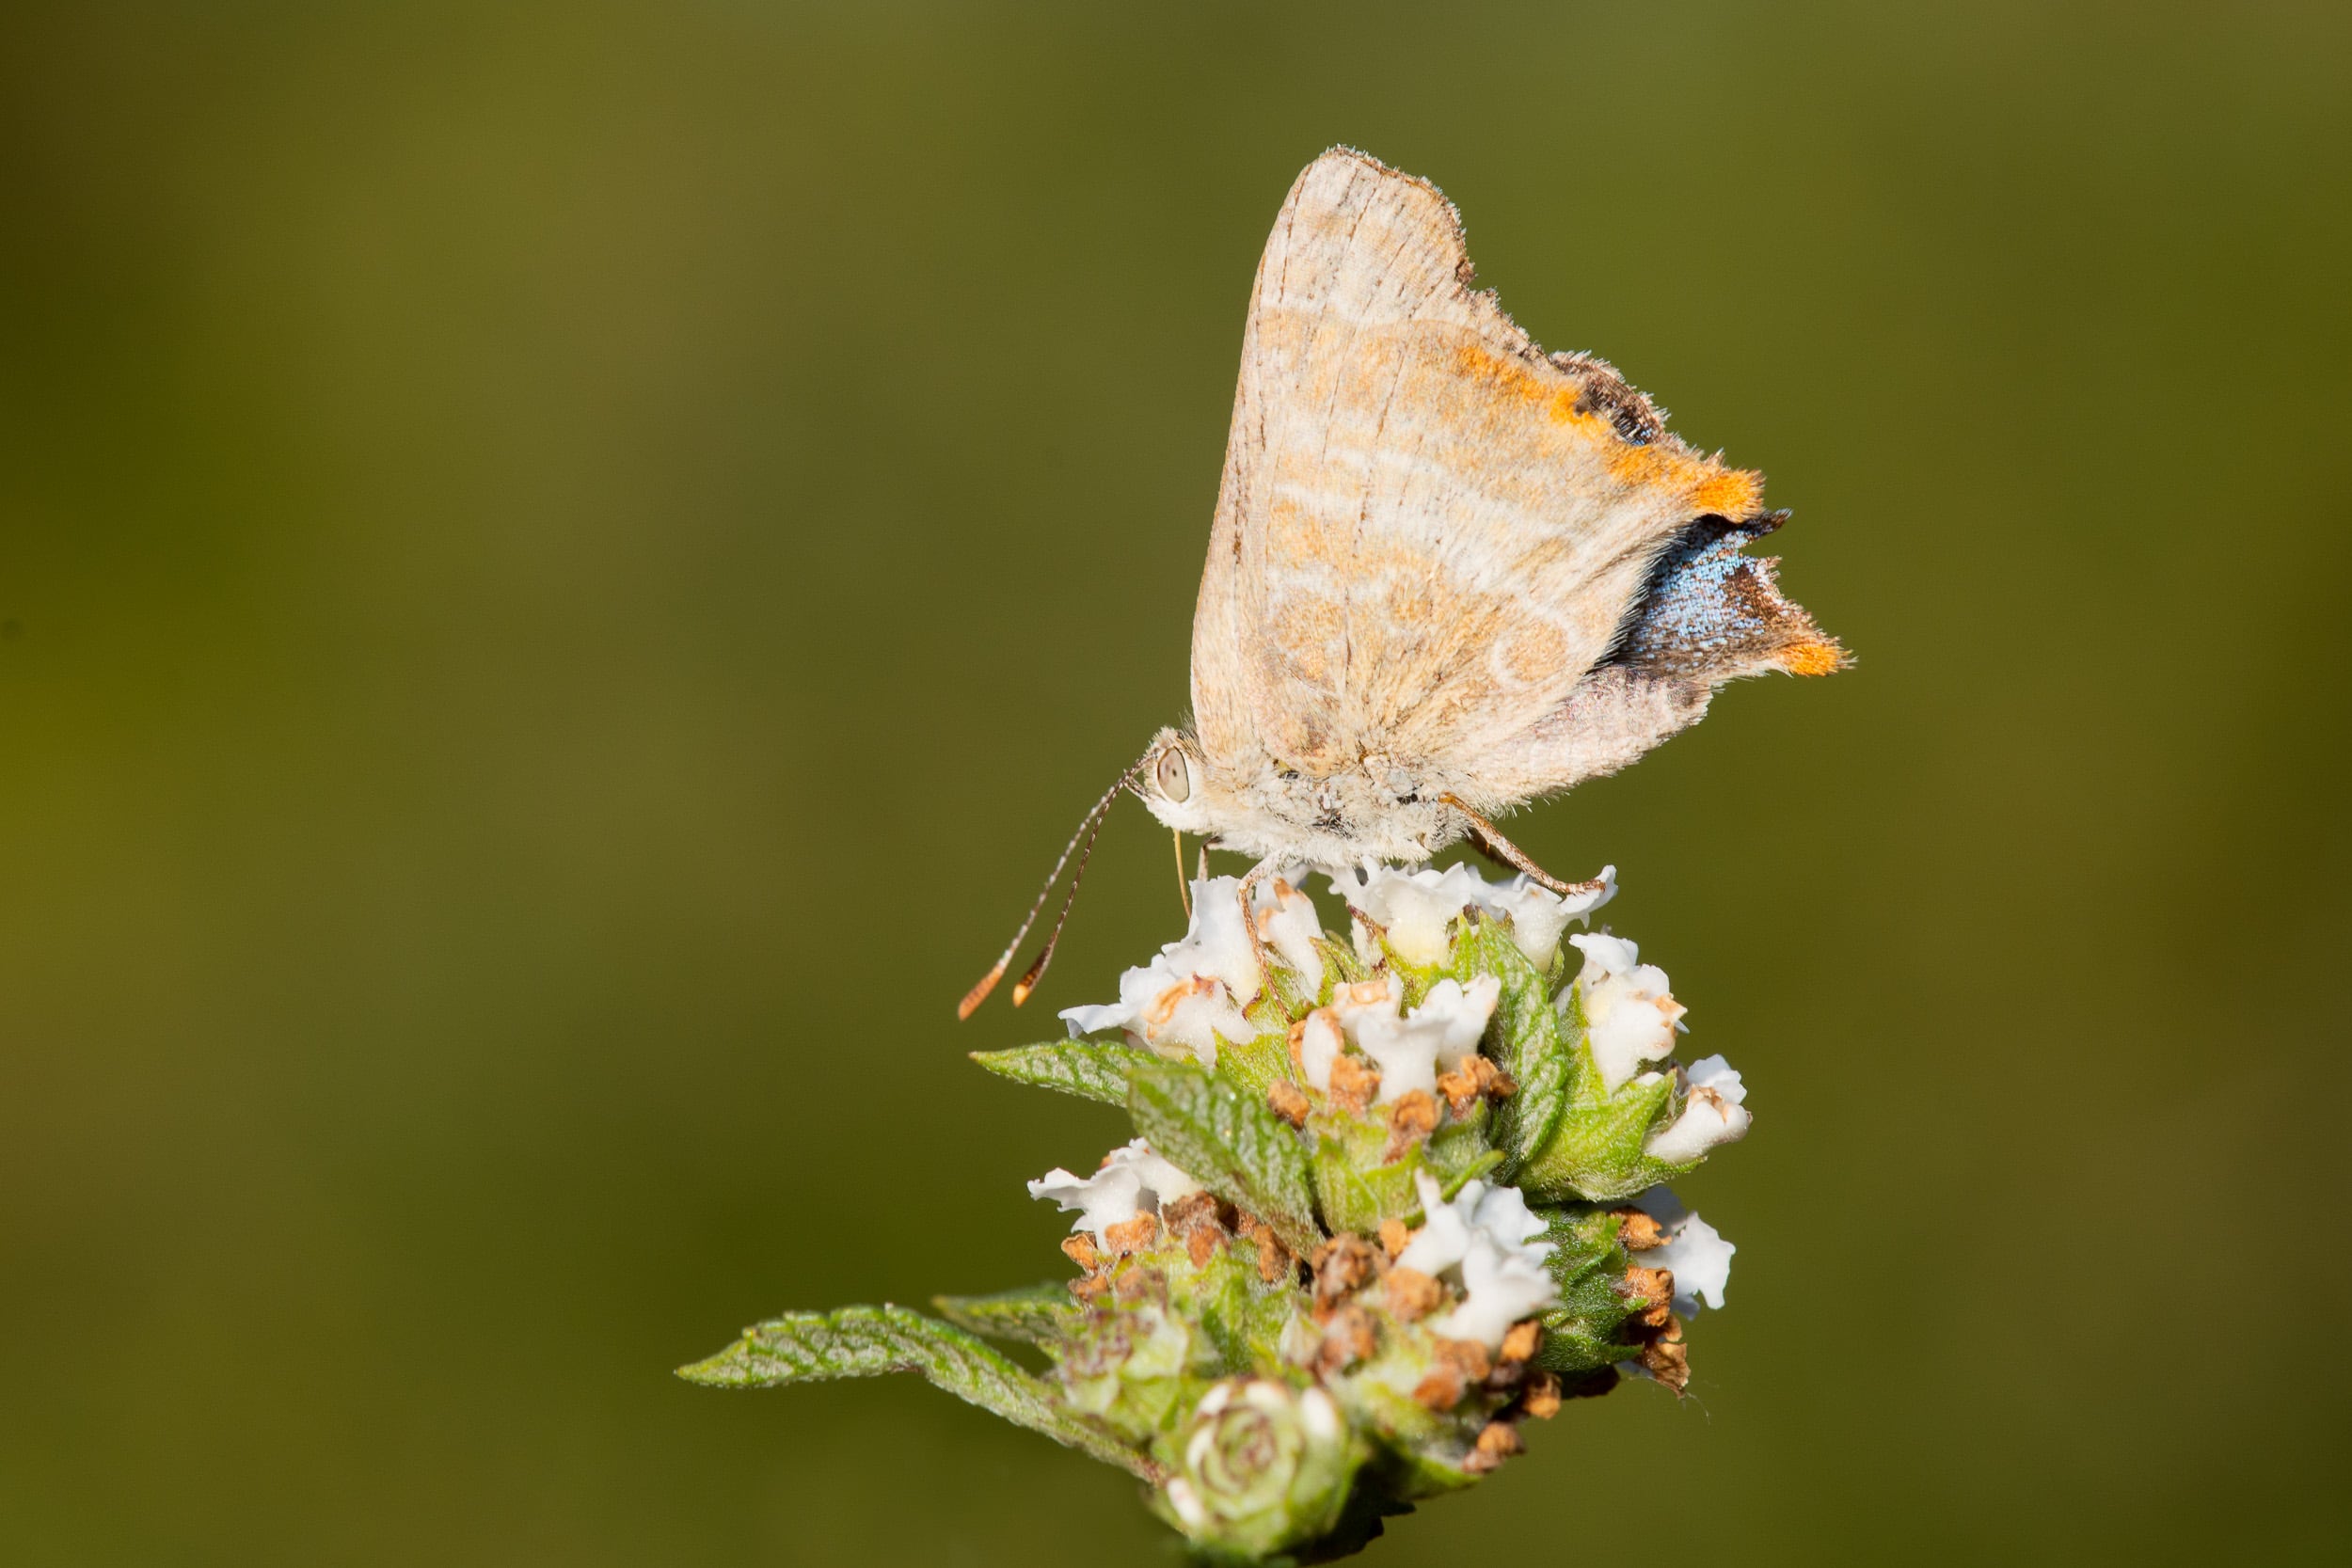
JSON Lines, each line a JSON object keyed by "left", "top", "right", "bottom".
{"left": 1235, "top": 856, "right": 1279, "bottom": 988}
{"left": 1437, "top": 794, "right": 1611, "bottom": 898}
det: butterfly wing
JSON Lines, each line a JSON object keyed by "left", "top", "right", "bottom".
{"left": 1192, "top": 148, "right": 1833, "bottom": 806}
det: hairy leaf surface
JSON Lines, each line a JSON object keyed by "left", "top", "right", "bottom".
{"left": 1128, "top": 1062, "right": 1322, "bottom": 1254}
{"left": 677, "top": 1305, "right": 1155, "bottom": 1478}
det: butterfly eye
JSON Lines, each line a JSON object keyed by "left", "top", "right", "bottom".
{"left": 1154, "top": 747, "right": 1193, "bottom": 802}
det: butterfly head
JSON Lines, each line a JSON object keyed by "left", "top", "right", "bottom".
{"left": 1136, "top": 726, "right": 1230, "bottom": 839}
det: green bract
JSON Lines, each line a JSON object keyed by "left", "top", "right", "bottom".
{"left": 683, "top": 868, "right": 1751, "bottom": 1561}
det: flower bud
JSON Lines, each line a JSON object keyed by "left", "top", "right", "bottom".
{"left": 1157, "top": 1378, "right": 1360, "bottom": 1559}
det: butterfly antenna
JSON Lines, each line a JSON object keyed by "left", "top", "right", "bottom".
{"left": 958, "top": 756, "right": 1148, "bottom": 1019}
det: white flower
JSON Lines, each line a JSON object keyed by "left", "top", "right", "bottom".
{"left": 1478, "top": 866, "right": 1616, "bottom": 968}
{"left": 1294, "top": 1009, "right": 1344, "bottom": 1091}
{"left": 1027, "top": 1138, "right": 1204, "bottom": 1246}
{"left": 1331, "top": 863, "right": 1489, "bottom": 965}
{"left": 1566, "top": 931, "right": 1686, "bottom": 1091}
{"left": 1395, "top": 1173, "right": 1560, "bottom": 1349}
{"left": 1329, "top": 974, "right": 1403, "bottom": 1031}
{"left": 1332, "top": 862, "right": 1615, "bottom": 969}
{"left": 1059, "top": 875, "right": 1263, "bottom": 1065}
{"left": 1251, "top": 873, "right": 1325, "bottom": 993}
{"left": 1630, "top": 1187, "right": 1735, "bottom": 1315}
{"left": 1348, "top": 975, "right": 1500, "bottom": 1103}
{"left": 1434, "top": 1232, "right": 1564, "bottom": 1348}
{"left": 1643, "top": 1054, "right": 1751, "bottom": 1165}
{"left": 1297, "top": 974, "right": 1406, "bottom": 1092}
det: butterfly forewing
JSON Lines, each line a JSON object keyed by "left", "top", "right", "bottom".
{"left": 1193, "top": 150, "right": 1769, "bottom": 795}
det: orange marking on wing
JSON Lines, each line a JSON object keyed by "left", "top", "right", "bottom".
{"left": 1455, "top": 342, "right": 1764, "bottom": 515}
{"left": 1546, "top": 386, "right": 1598, "bottom": 429}
{"left": 1455, "top": 342, "right": 1543, "bottom": 402}
{"left": 1688, "top": 469, "right": 1762, "bottom": 516}
{"left": 1604, "top": 442, "right": 1761, "bottom": 515}
{"left": 1777, "top": 641, "right": 1845, "bottom": 676}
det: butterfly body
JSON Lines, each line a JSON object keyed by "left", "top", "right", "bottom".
{"left": 1140, "top": 722, "right": 1468, "bottom": 869}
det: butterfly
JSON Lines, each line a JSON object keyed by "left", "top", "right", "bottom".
{"left": 962, "top": 147, "right": 1842, "bottom": 1017}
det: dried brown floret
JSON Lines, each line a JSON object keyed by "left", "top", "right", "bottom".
{"left": 1378, "top": 1216, "right": 1411, "bottom": 1259}
{"left": 1314, "top": 1304, "right": 1376, "bottom": 1375}
{"left": 1611, "top": 1207, "right": 1666, "bottom": 1251}
{"left": 1311, "top": 1233, "right": 1380, "bottom": 1314}
{"left": 1499, "top": 1321, "right": 1542, "bottom": 1366}
{"left": 1382, "top": 1089, "right": 1439, "bottom": 1162}
{"left": 1266, "top": 1079, "right": 1311, "bottom": 1128}
{"left": 1411, "top": 1366, "right": 1466, "bottom": 1410}
{"left": 1068, "top": 1273, "right": 1110, "bottom": 1302}
{"left": 1234, "top": 1212, "right": 1294, "bottom": 1284}
{"left": 1435, "top": 1336, "right": 1493, "bottom": 1382}
{"left": 1641, "top": 1316, "right": 1691, "bottom": 1392}
{"left": 1431, "top": 1055, "right": 1487, "bottom": 1119}
{"left": 1327, "top": 1053, "right": 1381, "bottom": 1116}
{"left": 1623, "top": 1264, "right": 1676, "bottom": 1329}
{"left": 1435, "top": 1054, "right": 1518, "bottom": 1119}
{"left": 1059, "top": 1233, "right": 1100, "bottom": 1272}
{"left": 1161, "top": 1190, "right": 1219, "bottom": 1234}
{"left": 1462, "top": 1419, "right": 1523, "bottom": 1474}
{"left": 1520, "top": 1370, "right": 1564, "bottom": 1420}
{"left": 1186, "top": 1225, "right": 1220, "bottom": 1269}
{"left": 1383, "top": 1265, "right": 1443, "bottom": 1322}
{"left": 1434, "top": 1066, "right": 1480, "bottom": 1121}
{"left": 1101, "top": 1213, "right": 1159, "bottom": 1257}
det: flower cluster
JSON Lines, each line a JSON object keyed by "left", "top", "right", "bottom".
{"left": 684, "top": 861, "right": 1754, "bottom": 1561}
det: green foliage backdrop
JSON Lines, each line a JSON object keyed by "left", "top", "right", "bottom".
{"left": 1, "top": 2, "right": 2345, "bottom": 1561}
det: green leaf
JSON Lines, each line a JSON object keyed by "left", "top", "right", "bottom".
{"left": 1432, "top": 1144, "right": 1505, "bottom": 1198}
{"left": 1210, "top": 1028, "right": 1295, "bottom": 1100}
{"left": 677, "top": 1305, "right": 1157, "bottom": 1479}
{"left": 933, "top": 1284, "right": 1081, "bottom": 1347}
{"left": 1445, "top": 920, "right": 1567, "bottom": 1180}
{"left": 969, "top": 1038, "right": 1154, "bottom": 1105}
{"left": 1309, "top": 1121, "right": 1423, "bottom": 1237}
{"left": 1532, "top": 1207, "right": 1641, "bottom": 1376}
{"left": 1128, "top": 1061, "right": 1323, "bottom": 1255}
{"left": 1311, "top": 934, "right": 1368, "bottom": 990}
{"left": 1516, "top": 1069, "right": 1678, "bottom": 1202}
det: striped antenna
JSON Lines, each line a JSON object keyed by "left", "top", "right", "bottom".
{"left": 958, "top": 755, "right": 1148, "bottom": 1019}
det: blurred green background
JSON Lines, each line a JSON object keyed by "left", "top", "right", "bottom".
{"left": 4, "top": 1, "right": 2347, "bottom": 1561}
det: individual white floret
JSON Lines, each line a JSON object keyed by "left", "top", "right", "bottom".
{"left": 1477, "top": 866, "right": 1617, "bottom": 967}
{"left": 1305, "top": 974, "right": 1405, "bottom": 1093}
{"left": 1643, "top": 1054, "right": 1752, "bottom": 1165}
{"left": 1394, "top": 1174, "right": 1475, "bottom": 1275}
{"left": 1059, "top": 875, "right": 1263, "bottom": 1065}
{"left": 1347, "top": 975, "right": 1500, "bottom": 1103}
{"left": 1250, "top": 873, "right": 1325, "bottom": 993}
{"left": 1567, "top": 931, "right": 1687, "bottom": 1091}
{"left": 1393, "top": 1174, "right": 1559, "bottom": 1348}
{"left": 1294, "top": 1009, "right": 1344, "bottom": 1091}
{"left": 1179, "top": 873, "right": 1266, "bottom": 1001}
{"left": 1429, "top": 1230, "right": 1564, "bottom": 1347}
{"left": 1631, "top": 1187, "right": 1736, "bottom": 1314}
{"left": 1464, "top": 1179, "right": 1547, "bottom": 1249}
{"left": 1331, "top": 863, "right": 1489, "bottom": 965}
{"left": 1027, "top": 1138, "right": 1203, "bottom": 1247}
{"left": 1333, "top": 862, "right": 1616, "bottom": 970}
{"left": 1328, "top": 974, "right": 1403, "bottom": 1031}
